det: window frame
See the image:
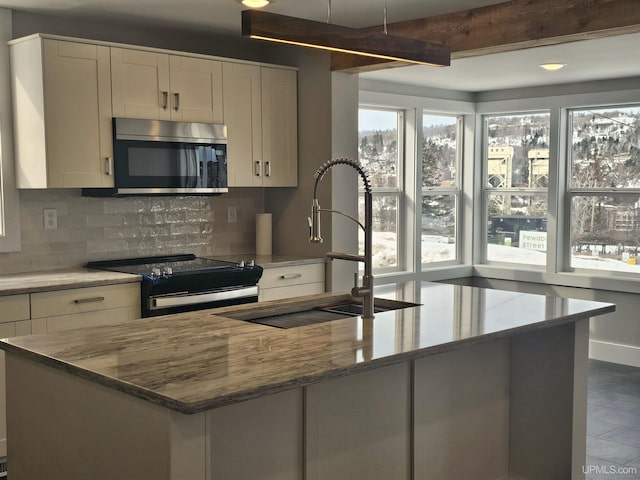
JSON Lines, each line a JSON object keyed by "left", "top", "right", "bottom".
{"left": 480, "top": 110, "right": 552, "bottom": 270}
{"left": 358, "top": 106, "right": 405, "bottom": 274}
{"left": 420, "top": 112, "right": 464, "bottom": 269}
{"left": 566, "top": 103, "right": 640, "bottom": 277}
{"left": 0, "top": 9, "right": 21, "bottom": 253}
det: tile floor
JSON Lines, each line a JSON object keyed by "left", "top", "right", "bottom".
{"left": 586, "top": 360, "right": 640, "bottom": 479}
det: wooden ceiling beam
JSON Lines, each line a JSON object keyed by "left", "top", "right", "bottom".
{"left": 331, "top": 0, "right": 640, "bottom": 73}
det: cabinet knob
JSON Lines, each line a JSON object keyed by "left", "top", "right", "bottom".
{"left": 265, "top": 161, "right": 271, "bottom": 177}
{"left": 162, "top": 91, "right": 169, "bottom": 110}
{"left": 255, "top": 161, "right": 261, "bottom": 177}
{"left": 105, "top": 157, "right": 113, "bottom": 175}
{"left": 174, "top": 92, "right": 180, "bottom": 111}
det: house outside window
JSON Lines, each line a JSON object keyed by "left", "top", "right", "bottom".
{"left": 568, "top": 105, "right": 640, "bottom": 274}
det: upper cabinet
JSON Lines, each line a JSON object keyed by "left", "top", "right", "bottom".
{"left": 10, "top": 34, "right": 297, "bottom": 189}
{"left": 111, "top": 48, "right": 223, "bottom": 124}
{"left": 224, "top": 63, "right": 298, "bottom": 187}
{"left": 10, "top": 37, "right": 114, "bottom": 188}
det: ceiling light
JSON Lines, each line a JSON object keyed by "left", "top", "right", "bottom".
{"left": 539, "top": 63, "right": 567, "bottom": 71}
{"left": 241, "top": 10, "right": 450, "bottom": 67}
{"left": 240, "top": 0, "right": 271, "bottom": 8}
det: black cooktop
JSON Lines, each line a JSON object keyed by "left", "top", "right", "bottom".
{"left": 87, "top": 254, "right": 242, "bottom": 276}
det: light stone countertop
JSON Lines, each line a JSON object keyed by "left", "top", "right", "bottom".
{"left": 0, "top": 255, "right": 324, "bottom": 297}
{"left": 0, "top": 281, "right": 615, "bottom": 414}
{"left": 0, "top": 268, "right": 141, "bottom": 296}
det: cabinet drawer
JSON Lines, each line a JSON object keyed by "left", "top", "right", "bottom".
{"left": 42, "top": 307, "right": 139, "bottom": 333}
{"left": 31, "top": 283, "right": 140, "bottom": 319}
{"left": 0, "top": 295, "right": 30, "bottom": 324}
{"left": 259, "top": 263, "right": 324, "bottom": 290}
{"left": 259, "top": 283, "right": 325, "bottom": 302}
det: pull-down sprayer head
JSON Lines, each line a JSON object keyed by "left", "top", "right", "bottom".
{"left": 308, "top": 158, "right": 372, "bottom": 244}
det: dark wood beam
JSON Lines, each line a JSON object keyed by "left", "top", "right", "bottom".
{"left": 331, "top": 0, "right": 640, "bottom": 73}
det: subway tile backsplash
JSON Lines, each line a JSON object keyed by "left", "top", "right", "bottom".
{"left": 0, "top": 188, "right": 264, "bottom": 274}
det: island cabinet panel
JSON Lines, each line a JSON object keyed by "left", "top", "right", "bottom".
{"left": 10, "top": 37, "right": 114, "bottom": 188}
{"left": 413, "top": 339, "right": 510, "bottom": 480}
{"left": 509, "top": 319, "right": 589, "bottom": 480}
{"left": 304, "top": 363, "right": 411, "bottom": 480}
{"left": 5, "top": 353, "right": 206, "bottom": 480}
{"left": 207, "top": 389, "right": 303, "bottom": 480}
{"left": 111, "top": 48, "right": 223, "bottom": 124}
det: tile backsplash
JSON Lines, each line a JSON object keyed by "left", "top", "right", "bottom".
{"left": 0, "top": 188, "right": 264, "bottom": 274}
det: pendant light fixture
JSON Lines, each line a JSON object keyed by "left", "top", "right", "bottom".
{"left": 241, "top": 0, "right": 450, "bottom": 67}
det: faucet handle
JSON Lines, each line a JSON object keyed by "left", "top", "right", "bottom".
{"left": 354, "top": 271, "right": 359, "bottom": 288}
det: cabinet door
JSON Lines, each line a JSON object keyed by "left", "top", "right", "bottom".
{"left": 223, "top": 62, "right": 263, "bottom": 187}
{"left": 43, "top": 40, "right": 114, "bottom": 187}
{"left": 261, "top": 67, "right": 298, "bottom": 187}
{"left": 169, "top": 55, "right": 223, "bottom": 123}
{"left": 111, "top": 47, "right": 171, "bottom": 120}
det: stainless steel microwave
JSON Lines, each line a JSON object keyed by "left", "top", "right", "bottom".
{"left": 82, "top": 118, "right": 228, "bottom": 197}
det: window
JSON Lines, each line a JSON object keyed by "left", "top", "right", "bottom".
{"left": 483, "top": 112, "right": 550, "bottom": 266}
{"left": 422, "top": 113, "right": 461, "bottom": 266}
{"left": 358, "top": 108, "right": 403, "bottom": 271}
{"left": 568, "top": 105, "right": 640, "bottom": 273}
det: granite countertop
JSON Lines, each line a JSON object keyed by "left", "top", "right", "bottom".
{"left": 0, "top": 268, "right": 141, "bottom": 296}
{"left": 0, "top": 281, "right": 615, "bottom": 414}
{"left": 0, "top": 255, "right": 324, "bottom": 297}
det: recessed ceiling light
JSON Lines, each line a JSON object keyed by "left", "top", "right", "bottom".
{"left": 240, "top": 0, "right": 272, "bottom": 8}
{"left": 539, "top": 63, "right": 567, "bottom": 71}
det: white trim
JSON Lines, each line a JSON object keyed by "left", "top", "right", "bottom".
{"left": 589, "top": 340, "right": 640, "bottom": 368}
{"left": 0, "top": 8, "right": 21, "bottom": 253}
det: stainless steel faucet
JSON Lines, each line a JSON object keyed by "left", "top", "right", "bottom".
{"left": 308, "top": 158, "right": 374, "bottom": 319}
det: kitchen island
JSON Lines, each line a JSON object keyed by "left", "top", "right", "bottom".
{"left": 0, "top": 281, "right": 615, "bottom": 480}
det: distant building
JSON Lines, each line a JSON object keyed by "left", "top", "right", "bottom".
{"left": 527, "top": 148, "right": 549, "bottom": 188}
{"left": 487, "top": 146, "right": 514, "bottom": 188}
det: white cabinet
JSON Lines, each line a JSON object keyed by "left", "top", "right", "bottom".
{"left": 30, "top": 283, "right": 140, "bottom": 334}
{"left": 258, "top": 263, "right": 325, "bottom": 301}
{"left": 305, "top": 363, "right": 411, "bottom": 480}
{"left": 0, "top": 283, "right": 139, "bottom": 458}
{"left": 223, "top": 63, "right": 298, "bottom": 187}
{"left": 111, "top": 48, "right": 223, "bottom": 124}
{"left": 0, "top": 294, "right": 31, "bottom": 458}
{"left": 10, "top": 36, "right": 114, "bottom": 188}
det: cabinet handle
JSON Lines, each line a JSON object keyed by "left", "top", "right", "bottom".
{"left": 74, "top": 296, "right": 105, "bottom": 304}
{"left": 280, "top": 273, "right": 302, "bottom": 280}
{"left": 162, "top": 91, "right": 169, "bottom": 110}
{"left": 255, "top": 161, "right": 261, "bottom": 176}
{"left": 265, "top": 161, "right": 271, "bottom": 177}
{"left": 105, "top": 157, "right": 113, "bottom": 175}
{"left": 174, "top": 93, "right": 180, "bottom": 111}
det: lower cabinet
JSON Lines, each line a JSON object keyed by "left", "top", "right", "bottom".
{"left": 258, "top": 263, "right": 325, "bottom": 302}
{"left": 30, "top": 283, "right": 140, "bottom": 333}
{"left": 0, "top": 283, "right": 140, "bottom": 459}
{"left": 0, "top": 294, "right": 31, "bottom": 459}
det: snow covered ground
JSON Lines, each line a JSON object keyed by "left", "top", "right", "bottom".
{"left": 365, "top": 231, "right": 640, "bottom": 273}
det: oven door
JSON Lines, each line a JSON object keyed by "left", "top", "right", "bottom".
{"left": 145, "top": 285, "right": 258, "bottom": 317}
{"left": 113, "top": 139, "right": 227, "bottom": 194}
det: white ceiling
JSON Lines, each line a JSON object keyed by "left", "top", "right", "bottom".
{"left": 1, "top": 0, "right": 639, "bottom": 92}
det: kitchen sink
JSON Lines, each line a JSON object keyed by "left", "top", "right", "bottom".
{"left": 220, "top": 297, "right": 420, "bottom": 329}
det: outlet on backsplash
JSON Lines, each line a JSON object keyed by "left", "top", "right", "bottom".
{"left": 228, "top": 206, "right": 238, "bottom": 224}
{"left": 43, "top": 208, "right": 57, "bottom": 230}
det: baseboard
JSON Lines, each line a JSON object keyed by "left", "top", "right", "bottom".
{"left": 589, "top": 340, "right": 640, "bottom": 368}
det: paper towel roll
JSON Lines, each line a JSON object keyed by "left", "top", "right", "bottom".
{"left": 256, "top": 213, "right": 272, "bottom": 256}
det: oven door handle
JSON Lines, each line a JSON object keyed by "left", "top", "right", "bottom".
{"left": 149, "top": 286, "right": 258, "bottom": 310}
